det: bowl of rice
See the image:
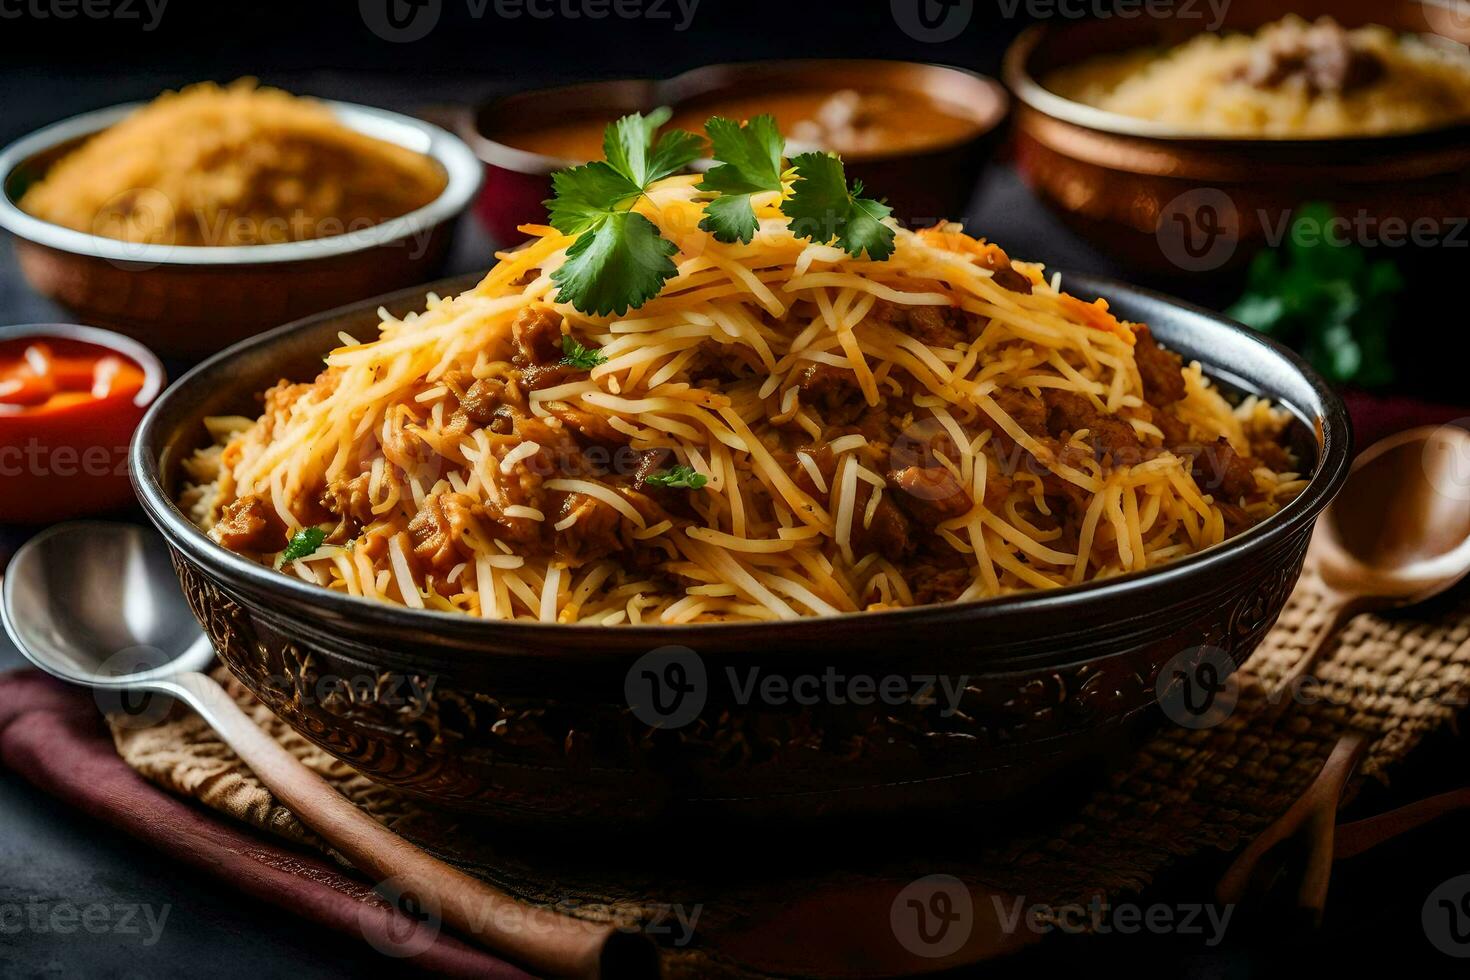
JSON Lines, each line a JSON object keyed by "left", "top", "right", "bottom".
{"left": 130, "top": 183, "right": 1350, "bottom": 823}
{"left": 1003, "top": 0, "right": 1470, "bottom": 273}
{"left": 0, "top": 81, "right": 482, "bottom": 358}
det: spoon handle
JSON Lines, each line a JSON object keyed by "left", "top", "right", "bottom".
{"left": 158, "top": 670, "right": 651, "bottom": 980}
{"left": 1268, "top": 591, "right": 1385, "bottom": 712}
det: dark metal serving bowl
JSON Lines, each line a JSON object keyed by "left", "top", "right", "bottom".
{"left": 131, "top": 274, "right": 1350, "bottom": 828}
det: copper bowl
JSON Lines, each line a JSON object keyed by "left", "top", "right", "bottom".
{"left": 0, "top": 101, "right": 482, "bottom": 360}
{"left": 1003, "top": 0, "right": 1470, "bottom": 275}
{"left": 461, "top": 60, "right": 1010, "bottom": 242}
{"left": 130, "top": 272, "right": 1349, "bottom": 828}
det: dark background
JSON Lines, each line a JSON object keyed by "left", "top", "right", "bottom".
{"left": 1, "top": 1, "right": 1468, "bottom": 977}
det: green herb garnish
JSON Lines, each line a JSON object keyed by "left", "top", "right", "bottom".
{"left": 282, "top": 527, "right": 327, "bottom": 562}
{"left": 780, "top": 152, "right": 896, "bottom": 261}
{"left": 559, "top": 334, "right": 608, "bottom": 370}
{"left": 544, "top": 108, "right": 704, "bottom": 316}
{"left": 644, "top": 464, "right": 708, "bottom": 490}
{"left": 696, "top": 115, "right": 786, "bottom": 245}
{"left": 1228, "top": 202, "right": 1402, "bottom": 387}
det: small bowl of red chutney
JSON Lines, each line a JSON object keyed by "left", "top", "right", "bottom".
{"left": 0, "top": 323, "right": 164, "bottom": 524}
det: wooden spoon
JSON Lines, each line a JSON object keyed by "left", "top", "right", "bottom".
{"left": 1220, "top": 424, "right": 1470, "bottom": 921}
{"left": 1274, "top": 424, "right": 1470, "bottom": 701}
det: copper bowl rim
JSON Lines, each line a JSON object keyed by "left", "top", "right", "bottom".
{"left": 460, "top": 59, "right": 1011, "bottom": 175}
{"left": 0, "top": 322, "right": 166, "bottom": 410}
{"left": 131, "top": 272, "right": 1351, "bottom": 648}
{"left": 1002, "top": 20, "right": 1470, "bottom": 146}
{"left": 0, "top": 100, "right": 483, "bottom": 268}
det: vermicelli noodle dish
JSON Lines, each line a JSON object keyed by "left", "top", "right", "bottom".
{"left": 183, "top": 111, "right": 1304, "bottom": 623}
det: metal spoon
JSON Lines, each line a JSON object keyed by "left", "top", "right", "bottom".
{"left": 1219, "top": 423, "right": 1470, "bottom": 918}
{"left": 0, "top": 522, "right": 655, "bottom": 980}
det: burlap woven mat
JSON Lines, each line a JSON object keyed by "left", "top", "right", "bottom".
{"left": 109, "top": 569, "right": 1470, "bottom": 977}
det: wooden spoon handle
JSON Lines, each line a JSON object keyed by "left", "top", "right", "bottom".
{"left": 162, "top": 670, "right": 654, "bottom": 979}
{"left": 1268, "top": 591, "right": 1382, "bottom": 715}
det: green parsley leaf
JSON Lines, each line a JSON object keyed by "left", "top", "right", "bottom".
{"left": 553, "top": 210, "right": 680, "bottom": 317}
{"left": 559, "top": 333, "right": 609, "bottom": 370}
{"left": 644, "top": 464, "right": 708, "bottom": 490}
{"left": 1227, "top": 202, "right": 1402, "bottom": 387}
{"left": 697, "top": 115, "right": 785, "bottom": 244}
{"left": 282, "top": 527, "right": 326, "bottom": 562}
{"left": 544, "top": 108, "right": 703, "bottom": 316}
{"left": 780, "top": 152, "right": 895, "bottom": 261}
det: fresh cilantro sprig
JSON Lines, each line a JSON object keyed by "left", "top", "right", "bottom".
{"left": 1228, "top": 202, "right": 1402, "bottom": 387}
{"left": 696, "top": 115, "right": 785, "bottom": 245}
{"left": 282, "top": 527, "right": 326, "bottom": 562}
{"left": 542, "top": 110, "right": 900, "bottom": 317}
{"left": 559, "top": 334, "right": 607, "bottom": 370}
{"left": 544, "top": 108, "right": 704, "bottom": 316}
{"left": 645, "top": 464, "right": 708, "bottom": 490}
{"left": 780, "top": 152, "right": 896, "bottom": 261}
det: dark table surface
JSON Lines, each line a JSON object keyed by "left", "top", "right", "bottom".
{"left": 2, "top": 63, "right": 1468, "bottom": 979}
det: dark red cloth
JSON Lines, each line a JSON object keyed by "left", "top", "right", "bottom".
{"left": 0, "top": 669, "right": 530, "bottom": 980}
{"left": 1342, "top": 391, "right": 1469, "bottom": 452}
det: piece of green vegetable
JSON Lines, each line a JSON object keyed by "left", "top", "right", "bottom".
{"left": 780, "top": 152, "right": 896, "bottom": 261}
{"left": 1227, "top": 202, "right": 1402, "bottom": 387}
{"left": 544, "top": 108, "right": 704, "bottom": 316}
{"left": 282, "top": 527, "right": 327, "bottom": 562}
{"left": 696, "top": 115, "right": 786, "bottom": 245}
{"left": 559, "top": 334, "right": 608, "bottom": 370}
{"left": 644, "top": 464, "right": 708, "bottom": 490}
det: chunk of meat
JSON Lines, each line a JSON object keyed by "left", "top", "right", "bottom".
{"left": 1132, "top": 325, "right": 1186, "bottom": 406}
{"left": 890, "top": 465, "right": 973, "bottom": 525}
{"left": 319, "top": 473, "right": 374, "bottom": 543}
{"left": 1042, "top": 389, "right": 1141, "bottom": 461}
{"left": 511, "top": 306, "right": 578, "bottom": 389}
{"left": 511, "top": 306, "right": 565, "bottom": 366}
{"left": 907, "top": 564, "right": 975, "bottom": 605}
{"left": 987, "top": 387, "right": 1047, "bottom": 438}
{"left": 850, "top": 483, "right": 914, "bottom": 562}
{"left": 408, "top": 494, "right": 477, "bottom": 574}
{"left": 871, "top": 300, "right": 968, "bottom": 348}
{"left": 458, "top": 377, "right": 510, "bottom": 428}
{"left": 981, "top": 469, "right": 1013, "bottom": 512}
{"left": 1193, "top": 437, "right": 1259, "bottom": 500}
{"left": 545, "top": 403, "right": 626, "bottom": 450}
{"left": 1234, "top": 18, "right": 1384, "bottom": 95}
{"left": 793, "top": 363, "right": 867, "bottom": 424}
{"left": 978, "top": 247, "right": 1033, "bottom": 295}
{"left": 211, "top": 495, "right": 287, "bottom": 554}
{"left": 553, "top": 490, "right": 625, "bottom": 561}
